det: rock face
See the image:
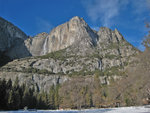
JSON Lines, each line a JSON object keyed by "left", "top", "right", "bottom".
{"left": 0, "top": 17, "right": 27, "bottom": 52}
{"left": 24, "top": 32, "right": 49, "bottom": 56}
{"left": 24, "top": 16, "right": 97, "bottom": 56}
{"left": 97, "top": 27, "right": 135, "bottom": 57}
{"left": 2, "top": 16, "right": 137, "bottom": 59}
{"left": 0, "top": 16, "right": 139, "bottom": 92}
{"left": 0, "top": 71, "right": 68, "bottom": 92}
{"left": 0, "top": 17, "right": 31, "bottom": 59}
{"left": 22, "top": 16, "right": 136, "bottom": 58}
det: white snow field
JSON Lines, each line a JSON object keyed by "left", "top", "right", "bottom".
{"left": 0, "top": 106, "right": 150, "bottom": 113}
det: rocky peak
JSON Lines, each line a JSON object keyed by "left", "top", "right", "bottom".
{"left": 97, "top": 27, "right": 122, "bottom": 44}
{"left": 114, "top": 28, "right": 125, "bottom": 41}
{"left": 34, "top": 32, "right": 48, "bottom": 38}
{"left": 69, "top": 16, "right": 88, "bottom": 28}
{"left": 24, "top": 16, "right": 97, "bottom": 56}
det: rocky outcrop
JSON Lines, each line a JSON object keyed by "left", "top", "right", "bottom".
{"left": 97, "top": 27, "right": 137, "bottom": 57}
{"left": 0, "top": 71, "right": 68, "bottom": 92}
{"left": 0, "top": 56, "right": 121, "bottom": 91}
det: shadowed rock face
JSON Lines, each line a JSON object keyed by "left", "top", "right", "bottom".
{"left": 0, "top": 17, "right": 27, "bottom": 52}
{"left": 0, "top": 17, "right": 31, "bottom": 61}
{"left": 6, "top": 40, "right": 32, "bottom": 59}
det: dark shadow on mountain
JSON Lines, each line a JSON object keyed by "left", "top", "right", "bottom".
{"left": 0, "top": 39, "right": 32, "bottom": 67}
{"left": 5, "top": 38, "right": 32, "bottom": 59}
{"left": 0, "top": 51, "right": 12, "bottom": 67}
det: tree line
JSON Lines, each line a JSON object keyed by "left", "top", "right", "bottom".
{"left": 0, "top": 77, "right": 60, "bottom": 110}
{"left": 0, "top": 74, "right": 112, "bottom": 110}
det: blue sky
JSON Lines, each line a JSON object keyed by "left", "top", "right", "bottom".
{"left": 0, "top": 0, "right": 150, "bottom": 50}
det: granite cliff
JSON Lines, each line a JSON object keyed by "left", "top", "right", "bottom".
{"left": 0, "top": 16, "right": 138, "bottom": 92}
{"left": 0, "top": 17, "right": 27, "bottom": 52}
{"left": 0, "top": 17, "right": 29, "bottom": 66}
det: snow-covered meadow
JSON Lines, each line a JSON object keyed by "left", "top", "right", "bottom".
{"left": 0, "top": 106, "right": 150, "bottom": 113}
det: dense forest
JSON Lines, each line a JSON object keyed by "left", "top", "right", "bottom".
{"left": 0, "top": 74, "right": 108, "bottom": 110}
{"left": 0, "top": 77, "right": 60, "bottom": 110}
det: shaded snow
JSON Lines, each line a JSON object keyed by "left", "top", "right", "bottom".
{"left": 0, "top": 106, "right": 150, "bottom": 113}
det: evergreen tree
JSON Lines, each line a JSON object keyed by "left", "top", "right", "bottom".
{"left": 22, "top": 86, "right": 30, "bottom": 108}
{"left": 6, "top": 79, "right": 12, "bottom": 90}
{"left": 8, "top": 89, "right": 20, "bottom": 110}
{"left": 40, "top": 91, "right": 49, "bottom": 109}
{"left": 49, "top": 84, "right": 55, "bottom": 109}
{"left": 19, "top": 83, "right": 26, "bottom": 109}
{"left": 7, "top": 90, "right": 14, "bottom": 109}
{"left": 0, "top": 79, "right": 7, "bottom": 109}
{"left": 6, "top": 79, "right": 12, "bottom": 109}
{"left": 13, "top": 77, "right": 19, "bottom": 91}
{"left": 54, "top": 84, "right": 60, "bottom": 109}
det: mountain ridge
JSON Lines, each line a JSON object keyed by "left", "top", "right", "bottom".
{"left": 0, "top": 16, "right": 138, "bottom": 59}
{"left": 0, "top": 16, "right": 138, "bottom": 89}
{"left": 1, "top": 16, "right": 146, "bottom": 108}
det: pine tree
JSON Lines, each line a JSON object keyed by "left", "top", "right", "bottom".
{"left": 22, "top": 86, "right": 30, "bottom": 108}
{"left": 8, "top": 89, "right": 21, "bottom": 110}
{"left": 13, "top": 77, "right": 19, "bottom": 91}
{"left": 40, "top": 91, "right": 49, "bottom": 109}
{"left": 19, "top": 83, "right": 26, "bottom": 109}
{"left": 7, "top": 90, "right": 14, "bottom": 109}
{"left": 6, "top": 79, "right": 12, "bottom": 109}
{"left": 54, "top": 84, "right": 60, "bottom": 109}
{"left": 0, "top": 79, "right": 7, "bottom": 109}
{"left": 6, "top": 79, "right": 12, "bottom": 90}
{"left": 49, "top": 84, "right": 55, "bottom": 109}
